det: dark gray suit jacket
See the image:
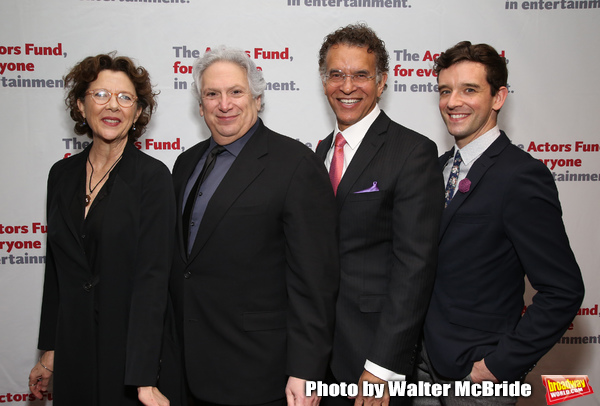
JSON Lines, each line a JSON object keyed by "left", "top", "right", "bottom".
{"left": 316, "top": 111, "right": 444, "bottom": 381}
{"left": 169, "top": 120, "right": 339, "bottom": 404}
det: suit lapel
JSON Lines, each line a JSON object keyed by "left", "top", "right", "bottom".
{"left": 439, "top": 132, "right": 511, "bottom": 240}
{"left": 315, "top": 133, "right": 333, "bottom": 161}
{"left": 104, "top": 142, "right": 137, "bottom": 230}
{"left": 175, "top": 141, "right": 210, "bottom": 261}
{"left": 56, "top": 148, "right": 88, "bottom": 251}
{"left": 187, "top": 123, "right": 267, "bottom": 262}
{"left": 334, "top": 112, "right": 389, "bottom": 209}
{"left": 439, "top": 149, "right": 454, "bottom": 171}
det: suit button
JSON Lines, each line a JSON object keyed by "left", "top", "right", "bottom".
{"left": 184, "top": 271, "right": 191, "bottom": 279}
{"left": 83, "top": 282, "right": 93, "bottom": 292}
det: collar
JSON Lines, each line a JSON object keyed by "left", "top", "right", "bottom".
{"left": 454, "top": 126, "right": 501, "bottom": 165}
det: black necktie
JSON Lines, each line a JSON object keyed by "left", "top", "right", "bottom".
{"left": 182, "top": 145, "right": 226, "bottom": 249}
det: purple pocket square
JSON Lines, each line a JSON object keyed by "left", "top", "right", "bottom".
{"left": 354, "top": 181, "right": 379, "bottom": 194}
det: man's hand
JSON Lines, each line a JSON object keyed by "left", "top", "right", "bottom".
{"left": 137, "top": 386, "right": 170, "bottom": 406}
{"left": 28, "top": 351, "right": 54, "bottom": 399}
{"left": 354, "top": 370, "right": 389, "bottom": 406}
{"left": 286, "top": 376, "right": 320, "bottom": 406}
{"left": 470, "top": 359, "right": 499, "bottom": 384}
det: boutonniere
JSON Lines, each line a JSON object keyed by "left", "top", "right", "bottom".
{"left": 458, "top": 178, "right": 471, "bottom": 193}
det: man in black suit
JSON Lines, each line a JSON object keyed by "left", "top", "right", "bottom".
{"left": 315, "top": 24, "right": 444, "bottom": 406}
{"left": 415, "top": 41, "right": 585, "bottom": 405}
{"left": 169, "top": 46, "right": 339, "bottom": 406}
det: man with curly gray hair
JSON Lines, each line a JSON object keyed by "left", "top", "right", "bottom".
{"left": 168, "top": 46, "right": 340, "bottom": 406}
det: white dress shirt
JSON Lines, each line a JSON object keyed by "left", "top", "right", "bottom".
{"left": 324, "top": 105, "right": 380, "bottom": 173}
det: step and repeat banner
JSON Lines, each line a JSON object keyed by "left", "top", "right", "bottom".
{"left": 1, "top": 0, "right": 598, "bottom": 404}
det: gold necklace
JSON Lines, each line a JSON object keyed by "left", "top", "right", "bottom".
{"left": 86, "top": 154, "right": 123, "bottom": 206}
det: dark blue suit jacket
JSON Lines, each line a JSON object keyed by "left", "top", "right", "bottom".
{"left": 424, "top": 131, "right": 584, "bottom": 381}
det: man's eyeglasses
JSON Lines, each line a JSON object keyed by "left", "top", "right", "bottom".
{"left": 85, "top": 89, "right": 138, "bottom": 108}
{"left": 324, "top": 70, "right": 376, "bottom": 84}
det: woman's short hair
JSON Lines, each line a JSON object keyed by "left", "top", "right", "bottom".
{"left": 64, "top": 52, "right": 158, "bottom": 141}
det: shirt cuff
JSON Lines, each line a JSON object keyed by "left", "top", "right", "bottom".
{"left": 364, "top": 360, "right": 406, "bottom": 381}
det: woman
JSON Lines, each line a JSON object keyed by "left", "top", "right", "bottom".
{"left": 28, "top": 53, "right": 175, "bottom": 406}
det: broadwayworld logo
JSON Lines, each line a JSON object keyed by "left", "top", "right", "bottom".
{"left": 542, "top": 375, "right": 594, "bottom": 405}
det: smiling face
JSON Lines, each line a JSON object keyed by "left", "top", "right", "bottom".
{"left": 438, "top": 61, "right": 507, "bottom": 148}
{"left": 199, "top": 61, "right": 261, "bottom": 145}
{"left": 77, "top": 70, "right": 141, "bottom": 146}
{"left": 322, "top": 44, "right": 387, "bottom": 131}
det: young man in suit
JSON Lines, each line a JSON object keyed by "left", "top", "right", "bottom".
{"left": 415, "top": 41, "right": 585, "bottom": 405}
{"left": 168, "top": 46, "right": 339, "bottom": 406}
{"left": 315, "top": 23, "right": 444, "bottom": 406}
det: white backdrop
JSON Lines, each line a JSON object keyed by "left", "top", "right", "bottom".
{"left": 1, "top": 0, "right": 598, "bottom": 404}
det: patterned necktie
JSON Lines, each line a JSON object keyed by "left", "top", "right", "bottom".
{"left": 329, "top": 132, "right": 347, "bottom": 195}
{"left": 182, "top": 144, "right": 226, "bottom": 248}
{"left": 444, "top": 150, "right": 462, "bottom": 208}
